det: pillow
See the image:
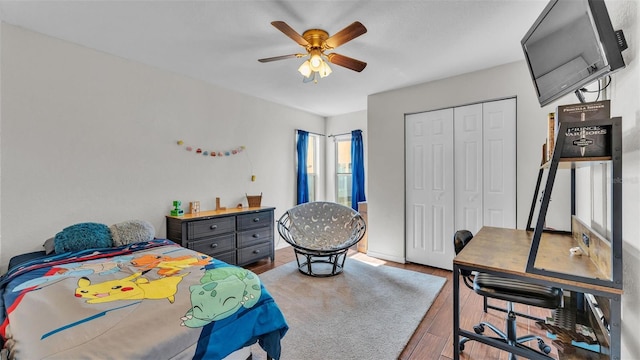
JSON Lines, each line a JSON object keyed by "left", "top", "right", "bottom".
{"left": 43, "top": 237, "right": 55, "bottom": 255}
{"left": 54, "top": 222, "right": 113, "bottom": 254}
{"left": 109, "top": 220, "right": 155, "bottom": 247}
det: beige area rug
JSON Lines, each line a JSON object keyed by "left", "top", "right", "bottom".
{"left": 250, "top": 254, "right": 447, "bottom": 360}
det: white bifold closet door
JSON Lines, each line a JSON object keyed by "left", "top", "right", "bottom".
{"left": 405, "top": 98, "right": 516, "bottom": 270}
{"left": 405, "top": 108, "right": 455, "bottom": 271}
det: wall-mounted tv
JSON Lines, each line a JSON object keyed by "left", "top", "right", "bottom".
{"left": 521, "top": 0, "right": 626, "bottom": 107}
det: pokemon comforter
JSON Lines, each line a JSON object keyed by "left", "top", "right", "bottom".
{"left": 0, "top": 240, "right": 288, "bottom": 359}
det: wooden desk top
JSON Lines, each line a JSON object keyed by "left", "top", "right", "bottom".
{"left": 453, "top": 226, "right": 622, "bottom": 295}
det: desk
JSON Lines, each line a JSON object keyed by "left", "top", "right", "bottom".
{"left": 453, "top": 226, "right": 623, "bottom": 360}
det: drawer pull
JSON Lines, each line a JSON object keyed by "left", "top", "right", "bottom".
{"left": 252, "top": 234, "right": 260, "bottom": 238}
{"left": 210, "top": 225, "right": 218, "bottom": 230}
{"left": 253, "top": 218, "right": 260, "bottom": 222}
{"left": 210, "top": 243, "right": 218, "bottom": 248}
{"left": 253, "top": 249, "right": 260, "bottom": 254}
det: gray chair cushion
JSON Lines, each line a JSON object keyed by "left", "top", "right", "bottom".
{"left": 287, "top": 202, "right": 363, "bottom": 251}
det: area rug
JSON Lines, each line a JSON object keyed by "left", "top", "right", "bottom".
{"left": 250, "top": 257, "right": 447, "bottom": 360}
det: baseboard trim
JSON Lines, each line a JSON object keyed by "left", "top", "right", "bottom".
{"left": 364, "top": 251, "right": 406, "bottom": 264}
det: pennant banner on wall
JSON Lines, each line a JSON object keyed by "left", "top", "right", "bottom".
{"left": 177, "top": 140, "right": 245, "bottom": 157}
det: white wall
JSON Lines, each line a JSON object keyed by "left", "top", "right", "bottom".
{"left": 0, "top": 23, "right": 325, "bottom": 270}
{"left": 606, "top": 1, "right": 639, "bottom": 357}
{"left": 325, "top": 110, "right": 367, "bottom": 202}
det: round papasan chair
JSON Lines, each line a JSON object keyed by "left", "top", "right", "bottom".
{"left": 277, "top": 201, "right": 367, "bottom": 277}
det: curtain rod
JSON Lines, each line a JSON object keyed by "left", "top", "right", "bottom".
{"left": 296, "top": 129, "right": 326, "bottom": 137}
{"left": 295, "top": 129, "right": 364, "bottom": 137}
{"left": 328, "top": 129, "right": 363, "bottom": 137}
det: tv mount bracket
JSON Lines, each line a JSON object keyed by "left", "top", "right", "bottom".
{"left": 615, "top": 30, "right": 628, "bottom": 51}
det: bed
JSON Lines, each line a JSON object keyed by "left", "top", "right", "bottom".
{"left": 0, "top": 238, "right": 288, "bottom": 360}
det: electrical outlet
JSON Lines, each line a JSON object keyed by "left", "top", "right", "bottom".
{"left": 582, "top": 233, "right": 590, "bottom": 247}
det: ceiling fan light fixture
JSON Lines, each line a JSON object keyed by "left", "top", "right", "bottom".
{"left": 298, "top": 60, "right": 312, "bottom": 77}
{"left": 309, "top": 49, "right": 323, "bottom": 71}
{"left": 319, "top": 61, "right": 332, "bottom": 78}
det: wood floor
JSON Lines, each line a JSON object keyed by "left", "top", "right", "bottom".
{"left": 246, "top": 247, "right": 560, "bottom": 360}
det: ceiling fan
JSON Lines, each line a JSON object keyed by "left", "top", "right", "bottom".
{"left": 258, "top": 21, "right": 367, "bottom": 83}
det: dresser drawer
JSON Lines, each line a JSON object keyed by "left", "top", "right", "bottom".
{"left": 237, "top": 227, "right": 273, "bottom": 248}
{"left": 237, "top": 242, "right": 272, "bottom": 266}
{"left": 187, "top": 233, "right": 235, "bottom": 256}
{"left": 237, "top": 211, "right": 273, "bottom": 231}
{"left": 212, "top": 250, "right": 236, "bottom": 265}
{"left": 187, "top": 216, "right": 235, "bottom": 240}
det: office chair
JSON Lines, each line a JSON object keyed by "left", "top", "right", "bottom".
{"left": 454, "top": 230, "right": 563, "bottom": 360}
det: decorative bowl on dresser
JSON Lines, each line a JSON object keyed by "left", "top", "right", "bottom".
{"left": 166, "top": 207, "right": 275, "bottom": 266}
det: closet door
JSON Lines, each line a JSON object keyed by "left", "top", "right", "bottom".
{"left": 405, "top": 98, "right": 516, "bottom": 270}
{"left": 454, "top": 104, "right": 484, "bottom": 234}
{"left": 405, "top": 109, "right": 455, "bottom": 270}
{"left": 482, "top": 99, "right": 516, "bottom": 228}
{"left": 453, "top": 99, "right": 517, "bottom": 233}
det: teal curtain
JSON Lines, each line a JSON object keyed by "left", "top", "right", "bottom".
{"left": 296, "top": 130, "right": 309, "bottom": 204}
{"left": 351, "top": 130, "right": 366, "bottom": 210}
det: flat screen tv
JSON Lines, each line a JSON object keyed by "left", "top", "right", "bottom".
{"left": 521, "top": 0, "right": 626, "bottom": 107}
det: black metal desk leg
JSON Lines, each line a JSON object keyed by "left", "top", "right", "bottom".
{"left": 611, "top": 295, "right": 621, "bottom": 360}
{"left": 453, "top": 264, "right": 461, "bottom": 360}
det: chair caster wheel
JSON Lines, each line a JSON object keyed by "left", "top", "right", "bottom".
{"left": 473, "top": 324, "right": 485, "bottom": 334}
{"left": 538, "top": 339, "right": 551, "bottom": 354}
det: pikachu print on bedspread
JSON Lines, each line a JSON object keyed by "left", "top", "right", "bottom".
{"left": 74, "top": 271, "right": 187, "bottom": 304}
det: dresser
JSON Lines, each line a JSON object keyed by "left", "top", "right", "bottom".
{"left": 165, "top": 207, "right": 275, "bottom": 266}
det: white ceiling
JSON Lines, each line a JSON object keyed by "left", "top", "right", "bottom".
{"left": 0, "top": 0, "right": 548, "bottom": 117}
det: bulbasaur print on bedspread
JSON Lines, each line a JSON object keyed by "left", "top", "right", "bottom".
{"left": 182, "top": 267, "right": 262, "bottom": 327}
{"left": 0, "top": 240, "right": 288, "bottom": 360}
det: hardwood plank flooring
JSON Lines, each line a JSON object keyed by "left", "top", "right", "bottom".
{"left": 246, "top": 247, "right": 560, "bottom": 360}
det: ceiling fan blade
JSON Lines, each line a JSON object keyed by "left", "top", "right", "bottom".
{"left": 271, "top": 21, "right": 309, "bottom": 47}
{"left": 303, "top": 72, "right": 317, "bottom": 83}
{"left": 326, "top": 53, "right": 367, "bottom": 72}
{"left": 325, "top": 21, "right": 367, "bottom": 49}
{"left": 258, "top": 54, "right": 304, "bottom": 63}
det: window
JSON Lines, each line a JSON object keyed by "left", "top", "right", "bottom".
{"left": 335, "top": 137, "right": 352, "bottom": 207}
{"left": 307, "top": 134, "right": 319, "bottom": 202}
